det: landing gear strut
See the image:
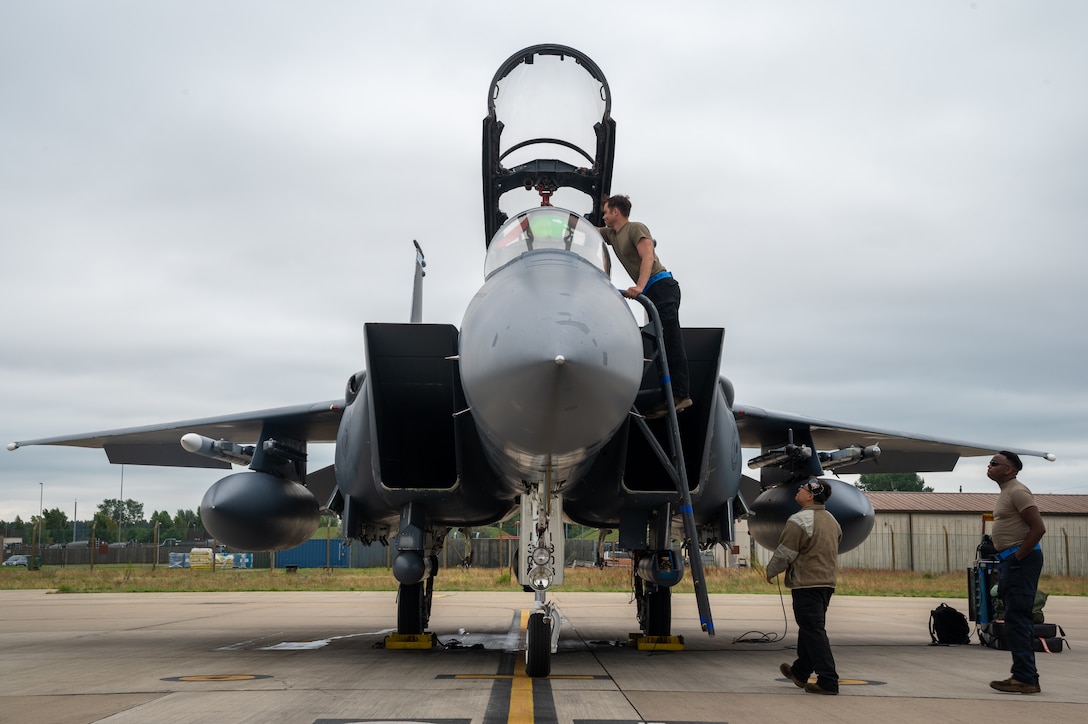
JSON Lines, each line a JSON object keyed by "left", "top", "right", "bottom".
{"left": 386, "top": 503, "right": 441, "bottom": 649}
{"left": 518, "top": 484, "right": 564, "bottom": 677}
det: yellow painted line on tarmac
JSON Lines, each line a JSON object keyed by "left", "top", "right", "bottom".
{"left": 508, "top": 609, "right": 535, "bottom": 723}
{"left": 440, "top": 609, "right": 610, "bottom": 720}
{"left": 782, "top": 676, "right": 885, "bottom": 687}
{"left": 452, "top": 674, "right": 599, "bottom": 680}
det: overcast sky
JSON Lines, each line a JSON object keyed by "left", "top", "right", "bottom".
{"left": 2, "top": 1, "right": 1086, "bottom": 525}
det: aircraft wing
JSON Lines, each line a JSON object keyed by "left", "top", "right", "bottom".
{"left": 7, "top": 400, "right": 345, "bottom": 469}
{"left": 733, "top": 403, "right": 1055, "bottom": 475}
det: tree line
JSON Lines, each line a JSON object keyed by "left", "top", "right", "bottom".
{"left": 1, "top": 474, "right": 930, "bottom": 548}
{"left": 1, "top": 500, "right": 203, "bottom": 547}
{"left": 854, "top": 472, "right": 933, "bottom": 492}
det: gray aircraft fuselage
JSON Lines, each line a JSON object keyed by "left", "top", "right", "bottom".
{"left": 460, "top": 213, "right": 644, "bottom": 492}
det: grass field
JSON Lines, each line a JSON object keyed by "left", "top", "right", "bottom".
{"left": 1, "top": 564, "right": 1085, "bottom": 598}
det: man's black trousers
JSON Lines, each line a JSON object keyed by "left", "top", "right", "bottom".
{"left": 791, "top": 587, "right": 839, "bottom": 692}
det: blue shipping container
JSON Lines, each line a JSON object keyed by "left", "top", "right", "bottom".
{"left": 274, "top": 539, "right": 350, "bottom": 568}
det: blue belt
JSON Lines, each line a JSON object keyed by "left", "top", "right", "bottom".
{"left": 997, "top": 543, "right": 1041, "bottom": 560}
{"left": 643, "top": 270, "right": 673, "bottom": 292}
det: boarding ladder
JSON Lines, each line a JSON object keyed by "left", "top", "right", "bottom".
{"left": 630, "top": 294, "right": 714, "bottom": 636}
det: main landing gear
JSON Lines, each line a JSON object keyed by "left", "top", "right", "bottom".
{"left": 628, "top": 545, "right": 686, "bottom": 650}
{"left": 386, "top": 502, "right": 441, "bottom": 650}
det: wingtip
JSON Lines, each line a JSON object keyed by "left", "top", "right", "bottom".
{"left": 6, "top": 442, "right": 18, "bottom": 452}
{"left": 1045, "top": 453, "right": 1057, "bottom": 462}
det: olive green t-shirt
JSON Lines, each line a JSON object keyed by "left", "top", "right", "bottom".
{"left": 992, "top": 478, "right": 1037, "bottom": 551}
{"left": 599, "top": 221, "right": 665, "bottom": 283}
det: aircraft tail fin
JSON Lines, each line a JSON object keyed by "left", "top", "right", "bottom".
{"left": 410, "top": 240, "right": 426, "bottom": 323}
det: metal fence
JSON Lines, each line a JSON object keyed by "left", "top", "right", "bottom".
{"left": 20, "top": 517, "right": 1085, "bottom": 576}
{"left": 13, "top": 538, "right": 603, "bottom": 570}
{"left": 335, "top": 537, "right": 600, "bottom": 570}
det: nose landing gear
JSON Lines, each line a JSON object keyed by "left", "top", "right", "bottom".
{"left": 519, "top": 486, "right": 564, "bottom": 677}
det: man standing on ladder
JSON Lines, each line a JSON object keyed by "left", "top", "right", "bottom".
{"left": 599, "top": 194, "right": 691, "bottom": 419}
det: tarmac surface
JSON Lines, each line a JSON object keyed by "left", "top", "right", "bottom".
{"left": 0, "top": 587, "right": 1084, "bottom": 723}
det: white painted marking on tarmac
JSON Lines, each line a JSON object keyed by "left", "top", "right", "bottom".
{"left": 215, "top": 637, "right": 266, "bottom": 651}
{"left": 261, "top": 640, "right": 331, "bottom": 651}
{"left": 503, "top": 617, "right": 523, "bottom": 652}
{"left": 258, "top": 630, "right": 393, "bottom": 650}
{"left": 217, "top": 629, "right": 394, "bottom": 651}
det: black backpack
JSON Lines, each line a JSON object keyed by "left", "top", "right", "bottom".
{"left": 930, "top": 603, "right": 972, "bottom": 645}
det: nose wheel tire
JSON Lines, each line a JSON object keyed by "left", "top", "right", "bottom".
{"left": 525, "top": 611, "right": 552, "bottom": 677}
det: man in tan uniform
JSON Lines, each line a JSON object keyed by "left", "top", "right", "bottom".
{"left": 766, "top": 478, "right": 842, "bottom": 695}
{"left": 988, "top": 450, "right": 1046, "bottom": 694}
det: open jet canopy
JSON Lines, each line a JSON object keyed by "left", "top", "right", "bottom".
{"left": 482, "top": 44, "right": 616, "bottom": 243}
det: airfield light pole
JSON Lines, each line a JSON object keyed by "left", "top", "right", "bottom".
{"left": 38, "top": 482, "right": 43, "bottom": 551}
{"left": 118, "top": 465, "right": 124, "bottom": 544}
{"left": 73, "top": 499, "right": 77, "bottom": 544}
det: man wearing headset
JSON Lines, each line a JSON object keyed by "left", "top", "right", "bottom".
{"left": 766, "top": 477, "right": 842, "bottom": 695}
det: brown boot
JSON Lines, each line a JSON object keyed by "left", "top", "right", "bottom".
{"left": 990, "top": 677, "right": 1041, "bottom": 694}
{"left": 779, "top": 663, "right": 805, "bottom": 689}
{"left": 804, "top": 681, "right": 839, "bottom": 695}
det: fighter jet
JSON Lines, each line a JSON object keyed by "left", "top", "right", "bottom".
{"left": 7, "top": 44, "right": 1054, "bottom": 677}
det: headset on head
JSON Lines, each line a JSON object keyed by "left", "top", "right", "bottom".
{"left": 802, "top": 478, "right": 830, "bottom": 501}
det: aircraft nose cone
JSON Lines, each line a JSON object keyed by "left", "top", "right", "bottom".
{"left": 460, "top": 252, "right": 643, "bottom": 455}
